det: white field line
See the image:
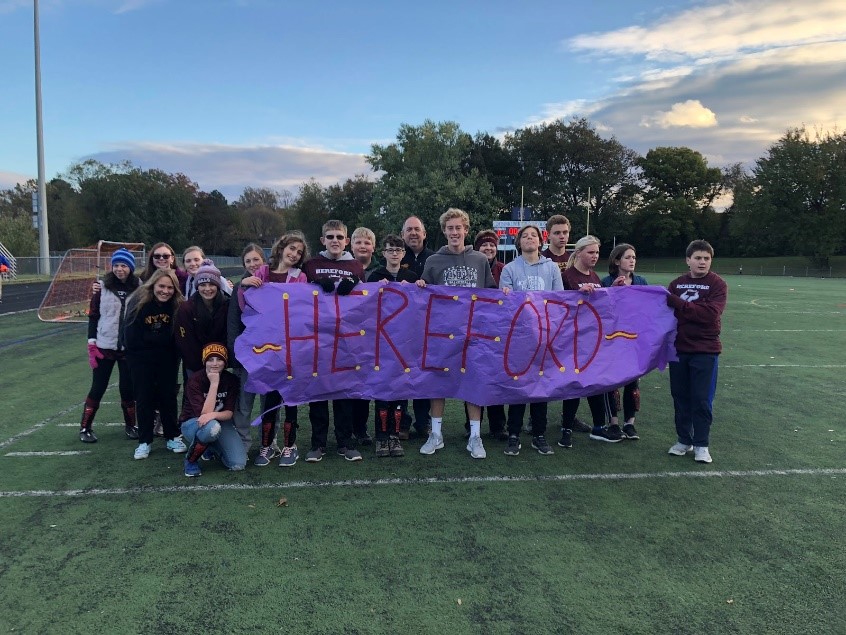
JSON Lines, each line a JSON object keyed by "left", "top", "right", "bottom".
{"left": 0, "top": 308, "right": 38, "bottom": 317}
{"left": 5, "top": 451, "right": 92, "bottom": 457}
{"left": 730, "top": 329, "right": 846, "bottom": 332}
{"left": 0, "top": 467, "right": 843, "bottom": 499}
{"left": 722, "top": 364, "right": 846, "bottom": 368}
{"left": 56, "top": 422, "right": 123, "bottom": 427}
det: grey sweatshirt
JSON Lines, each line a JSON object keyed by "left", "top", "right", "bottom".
{"left": 421, "top": 245, "right": 496, "bottom": 289}
{"left": 499, "top": 255, "right": 564, "bottom": 291}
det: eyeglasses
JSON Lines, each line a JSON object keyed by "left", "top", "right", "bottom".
{"left": 152, "top": 253, "right": 172, "bottom": 260}
{"left": 383, "top": 248, "right": 405, "bottom": 254}
{"left": 324, "top": 234, "right": 345, "bottom": 240}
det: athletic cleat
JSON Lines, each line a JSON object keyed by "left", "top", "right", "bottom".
{"left": 557, "top": 428, "right": 573, "bottom": 448}
{"left": 420, "top": 432, "right": 444, "bottom": 455}
{"left": 589, "top": 426, "right": 623, "bottom": 443}
{"left": 531, "top": 435, "right": 554, "bottom": 455}
{"left": 305, "top": 447, "right": 325, "bottom": 463}
{"left": 388, "top": 436, "right": 405, "bottom": 457}
{"left": 166, "top": 436, "right": 188, "bottom": 453}
{"left": 133, "top": 442, "right": 151, "bottom": 460}
{"left": 467, "top": 435, "right": 487, "bottom": 459}
{"left": 668, "top": 443, "right": 693, "bottom": 456}
{"left": 694, "top": 447, "right": 713, "bottom": 463}
{"left": 184, "top": 459, "right": 202, "bottom": 477}
{"left": 79, "top": 428, "right": 98, "bottom": 443}
{"left": 622, "top": 423, "right": 639, "bottom": 440}
{"left": 503, "top": 435, "right": 521, "bottom": 456}
{"left": 376, "top": 439, "right": 391, "bottom": 458}
{"left": 124, "top": 426, "right": 139, "bottom": 440}
{"left": 278, "top": 446, "right": 298, "bottom": 467}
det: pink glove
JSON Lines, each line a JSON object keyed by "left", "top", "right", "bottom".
{"left": 88, "top": 343, "right": 104, "bottom": 369}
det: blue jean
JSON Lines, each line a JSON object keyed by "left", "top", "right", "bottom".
{"left": 669, "top": 353, "right": 719, "bottom": 447}
{"left": 181, "top": 417, "right": 247, "bottom": 470}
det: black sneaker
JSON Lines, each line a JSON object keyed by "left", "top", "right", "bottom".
{"left": 376, "top": 439, "right": 390, "bottom": 457}
{"left": 622, "top": 423, "right": 639, "bottom": 440}
{"left": 338, "top": 447, "right": 363, "bottom": 462}
{"left": 124, "top": 425, "right": 139, "bottom": 440}
{"left": 557, "top": 428, "right": 573, "bottom": 448}
{"left": 531, "top": 435, "right": 554, "bottom": 455}
{"left": 589, "top": 425, "right": 623, "bottom": 443}
{"left": 503, "top": 435, "right": 521, "bottom": 456}
{"left": 79, "top": 428, "right": 98, "bottom": 443}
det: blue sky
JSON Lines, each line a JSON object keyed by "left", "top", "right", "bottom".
{"left": 2, "top": 0, "right": 845, "bottom": 201}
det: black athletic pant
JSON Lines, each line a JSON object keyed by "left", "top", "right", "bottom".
{"left": 129, "top": 356, "right": 179, "bottom": 445}
{"left": 309, "top": 399, "right": 354, "bottom": 450}
{"left": 506, "top": 402, "right": 549, "bottom": 437}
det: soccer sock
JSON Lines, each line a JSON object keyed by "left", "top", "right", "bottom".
{"left": 469, "top": 420, "right": 481, "bottom": 438}
{"left": 393, "top": 407, "right": 402, "bottom": 435}
{"left": 121, "top": 400, "right": 136, "bottom": 428}
{"left": 431, "top": 417, "right": 442, "bottom": 436}
{"left": 186, "top": 440, "right": 208, "bottom": 463}
{"left": 80, "top": 397, "right": 99, "bottom": 430}
{"left": 261, "top": 420, "right": 275, "bottom": 447}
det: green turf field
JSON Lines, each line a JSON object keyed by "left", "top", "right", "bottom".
{"left": 2, "top": 274, "right": 845, "bottom": 634}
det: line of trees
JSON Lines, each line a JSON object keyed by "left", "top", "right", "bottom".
{"left": 1, "top": 119, "right": 844, "bottom": 265}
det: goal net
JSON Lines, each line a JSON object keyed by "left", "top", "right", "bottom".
{"left": 38, "top": 241, "right": 146, "bottom": 322}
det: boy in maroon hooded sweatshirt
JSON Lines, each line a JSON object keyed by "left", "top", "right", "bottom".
{"left": 666, "top": 240, "right": 727, "bottom": 464}
{"left": 301, "top": 220, "right": 365, "bottom": 463}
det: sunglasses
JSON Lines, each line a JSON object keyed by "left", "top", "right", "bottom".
{"left": 383, "top": 248, "right": 405, "bottom": 254}
{"left": 152, "top": 253, "right": 172, "bottom": 260}
{"left": 325, "top": 234, "right": 347, "bottom": 240}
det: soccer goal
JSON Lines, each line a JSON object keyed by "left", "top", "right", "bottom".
{"left": 37, "top": 240, "right": 146, "bottom": 322}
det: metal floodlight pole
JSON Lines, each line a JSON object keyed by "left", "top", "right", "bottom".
{"left": 34, "top": 0, "right": 50, "bottom": 275}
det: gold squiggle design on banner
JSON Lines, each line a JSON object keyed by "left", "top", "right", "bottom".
{"left": 253, "top": 343, "right": 282, "bottom": 353}
{"left": 605, "top": 331, "right": 637, "bottom": 340}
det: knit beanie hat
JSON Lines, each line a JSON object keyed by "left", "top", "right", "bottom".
{"left": 474, "top": 230, "right": 498, "bottom": 251}
{"left": 202, "top": 342, "right": 228, "bottom": 365}
{"left": 111, "top": 248, "right": 136, "bottom": 272}
{"left": 195, "top": 259, "right": 222, "bottom": 289}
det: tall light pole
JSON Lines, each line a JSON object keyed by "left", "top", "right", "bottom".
{"left": 34, "top": 0, "right": 50, "bottom": 275}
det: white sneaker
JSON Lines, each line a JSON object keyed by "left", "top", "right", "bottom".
{"left": 166, "top": 436, "right": 188, "bottom": 453}
{"left": 134, "top": 442, "right": 151, "bottom": 460}
{"left": 668, "top": 442, "right": 693, "bottom": 456}
{"left": 467, "top": 435, "right": 486, "bottom": 459}
{"left": 419, "top": 432, "right": 444, "bottom": 455}
{"left": 694, "top": 446, "right": 713, "bottom": 463}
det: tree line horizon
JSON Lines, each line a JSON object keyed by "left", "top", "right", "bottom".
{"left": 1, "top": 118, "right": 843, "bottom": 266}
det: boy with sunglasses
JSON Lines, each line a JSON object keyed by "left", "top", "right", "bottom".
{"left": 301, "top": 220, "right": 365, "bottom": 463}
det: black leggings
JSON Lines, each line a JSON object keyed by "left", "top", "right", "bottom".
{"left": 87, "top": 356, "right": 133, "bottom": 402}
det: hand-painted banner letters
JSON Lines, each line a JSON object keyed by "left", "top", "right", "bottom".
{"left": 235, "top": 283, "right": 677, "bottom": 406}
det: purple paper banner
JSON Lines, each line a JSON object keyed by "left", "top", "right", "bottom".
{"left": 235, "top": 283, "right": 677, "bottom": 406}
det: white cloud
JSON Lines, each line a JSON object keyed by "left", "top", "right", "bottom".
{"left": 570, "top": 0, "right": 846, "bottom": 60}
{"left": 640, "top": 100, "right": 718, "bottom": 129}
{"left": 84, "top": 142, "right": 375, "bottom": 201}
{"left": 532, "top": 1, "right": 846, "bottom": 168}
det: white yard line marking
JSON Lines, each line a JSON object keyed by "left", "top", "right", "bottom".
{"left": 730, "top": 329, "right": 846, "bottom": 332}
{"left": 5, "top": 451, "right": 93, "bottom": 457}
{"left": 56, "top": 423, "right": 123, "bottom": 427}
{"left": 722, "top": 364, "right": 846, "bottom": 368}
{"left": 0, "top": 467, "right": 843, "bottom": 498}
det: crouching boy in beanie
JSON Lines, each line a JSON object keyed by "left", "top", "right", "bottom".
{"left": 180, "top": 343, "right": 245, "bottom": 477}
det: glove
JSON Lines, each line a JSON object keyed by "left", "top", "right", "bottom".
{"left": 314, "top": 278, "right": 335, "bottom": 293}
{"left": 88, "top": 343, "right": 105, "bottom": 369}
{"left": 336, "top": 277, "right": 358, "bottom": 296}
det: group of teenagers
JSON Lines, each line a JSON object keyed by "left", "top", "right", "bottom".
{"left": 78, "top": 207, "right": 727, "bottom": 477}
